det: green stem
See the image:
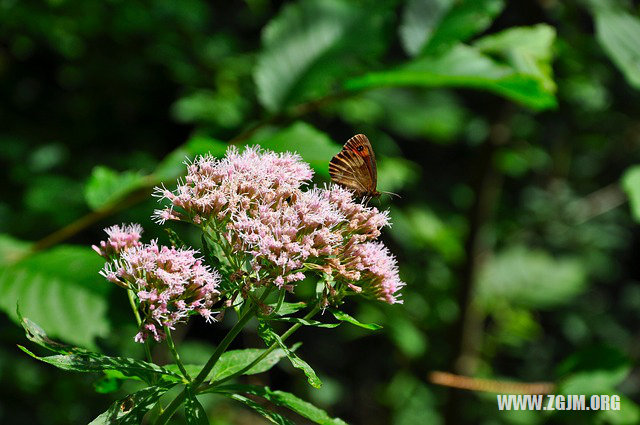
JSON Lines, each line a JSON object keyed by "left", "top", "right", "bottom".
{"left": 127, "top": 289, "right": 153, "bottom": 364}
{"left": 202, "top": 302, "right": 322, "bottom": 389}
{"left": 164, "top": 327, "right": 191, "bottom": 381}
{"left": 155, "top": 300, "right": 259, "bottom": 425}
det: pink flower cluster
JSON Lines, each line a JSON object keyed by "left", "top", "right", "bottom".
{"left": 153, "top": 146, "right": 313, "bottom": 225}
{"left": 96, "top": 224, "right": 220, "bottom": 342}
{"left": 154, "top": 145, "right": 404, "bottom": 304}
{"left": 92, "top": 223, "right": 142, "bottom": 258}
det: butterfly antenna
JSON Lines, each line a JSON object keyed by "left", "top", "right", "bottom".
{"left": 381, "top": 190, "right": 401, "bottom": 199}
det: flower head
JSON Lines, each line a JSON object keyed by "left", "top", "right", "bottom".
{"left": 92, "top": 223, "right": 143, "bottom": 258}
{"left": 95, "top": 225, "right": 221, "bottom": 343}
{"left": 153, "top": 146, "right": 313, "bottom": 225}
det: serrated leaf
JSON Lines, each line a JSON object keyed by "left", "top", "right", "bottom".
{"left": 593, "top": 7, "right": 640, "bottom": 90}
{"left": 478, "top": 246, "right": 586, "bottom": 310}
{"left": 185, "top": 389, "right": 209, "bottom": 425}
{"left": 89, "top": 384, "right": 173, "bottom": 425}
{"left": 222, "top": 393, "right": 295, "bottom": 425}
{"left": 264, "top": 328, "right": 322, "bottom": 388}
{"left": 270, "top": 302, "right": 307, "bottom": 316}
{"left": 267, "top": 317, "right": 340, "bottom": 328}
{"left": 330, "top": 309, "right": 382, "bottom": 330}
{"left": 254, "top": 0, "right": 387, "bottom": 112}
{"left": 347, "top": 26, "right": 557, "bottom": 110}
{"left": 622, "top": 165, "right": 640, "bottom": 222}
{"left": 210, "top": 384, "right": 348, "bottom": 425}
{"left": 1, "top": 245, "right": 111, "bottom": 348}
{"left": 400, "top": 0, "right": 504, "bottom": 57}
{"left": 18, "top": 345, "right": 181, "bottom": 384}
{"left": 84, "top": 166, "right": 148, "bottom": 210}
{"left": 207, "top": 345, "right": 298, "bottom": 382}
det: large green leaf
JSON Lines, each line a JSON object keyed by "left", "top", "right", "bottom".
{"left": 0, "top": 244, "right": 110, "bottom": 348}
{"left": 400, "top": 0, "right": 504, "bottom": 56}
{"left": 622, "top": 165, "right": 640, "bottom": 222}
{"left": 84, "top": 166, "right": 148, "bottom": 210}
{"left": 478, "top": 246, "right": 587, "bottom": 310}
{"left": 209, "top": 384, "right": 348, "bottom": 425}
{"left": 254, "top": 0, "right": 387, "bottom": 112}
{"left": 346, "top": 25, "right": 557, "bottom": 110}
{"left": 89, "top": 384, "right": 174, "bottom": 425}
{"left": 593, "top": 7, "right": 640, "bottom": 90}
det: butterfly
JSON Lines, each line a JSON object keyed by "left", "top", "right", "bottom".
{"left": 329, "top": 134, "right": 380, "bottom": 198}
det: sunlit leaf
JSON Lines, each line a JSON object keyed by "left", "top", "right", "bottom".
{"left": 622, "top": 165, "right": 640, "bottom": 222}
{"left": 593, "top": 7, "right": 640, "bottom": 90}
{"left": 254, "top": 0, "right": 387, "bottom": 112}
{"left": 478, "top": 246, "right": 587, "bottom": 310}
{"left": 0, "top": 245, "right": 110, "bottom": 348}
{"left": 330, "top": 309, "right": 382, "bottom": 330}
{"left": 84, "top": 166, "right": 148, "bottom": 210}
{"left": 347, "top": 25, "right": 557, "bottom": 110}
{"left": 400, "top": 0, "right": 504, "bottom": 56}
{"left": 557, "top": 346, "right": 631, "bottom": 395}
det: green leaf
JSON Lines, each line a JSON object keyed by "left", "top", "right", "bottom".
{"left": 185, "top": 389, "right": 209, "bottom": 425}
{"left": 154, "top": 136, "right": 229, "bottom": 182}
{"left": 221, "top": 393, "right": 295, "bottom": 425}
{"left": 267, "top": 329, "right": 322, "bottom": 388}
{"left": 346, "top": 25, "right": 557, "bottom": 110}
{"left": 249, "top": 122, "right": 340, "bottom": 178}
{"left": 254, "top": 0, "right": 387, "bottom": 112}
{"left": 474, "top": 24, "right": 556, "bottom": 94}
{"left": 400, "top": 0, "right": 505, "bottom": 56}
{"left": 209, "top": 384, "right": 348, "bottom": 425}
{"left": 89, "top": 385, "right": 173, "bottom": 425}
{"left": 400, "top": 0, "right": 453, "bottom": 56}
{"left": 593, "top": 7, "right": 640, "bottom": 90}
{"left": 207, "top": 344, "right": 299, "bottom": 382}
{"left": 622, "top": 165, "right": 640, "bottom": 222}
{"left": 330, "top": 309, "right": 382, "bottom": 330}
{"left": 84, "top": 166, "right": 148, "bottom": 210}
{"left": 1, "top": 245, "right": 110, "bottom": 348}
{"left": 267, "top": 317, "right": 340, "bottom": 328}
{"left": 557, "top": 346, "right": 631, "bottom": 395}
{"left": 478, "top": 246, "right": 587, "bottom": 310}
{"left": 18, "top": 345, "right": 181, "bottom": 384}
{"left": 270, "top": 301, "right": 307, "bottom": 316}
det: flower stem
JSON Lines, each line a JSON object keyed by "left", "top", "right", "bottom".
{"left": 202, "top": 302, "right": 322, "bottom": 389}
{"left": 154, "top": 300, "right": 258, "bottom": 425}
{"left": 164, "top": 326, "right": 190, "bottom": 381}
{"left": 127, "top": 289, "right": 153, "bottom": 364}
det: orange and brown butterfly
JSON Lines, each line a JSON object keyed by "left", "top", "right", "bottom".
{"left": 329, "top": 134, "right": 380, "bottom": 198}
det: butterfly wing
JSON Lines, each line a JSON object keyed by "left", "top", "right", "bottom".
{"left": 329, "top": 134, "right": 379, "bottom": 197}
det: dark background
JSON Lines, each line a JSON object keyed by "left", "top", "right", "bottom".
{"left": 1, "top": 0, "right": 640, "bottom": 424}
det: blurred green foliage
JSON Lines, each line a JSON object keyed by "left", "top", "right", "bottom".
{"left": 2, "top": 0, "right": 640, "bottom": 424}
